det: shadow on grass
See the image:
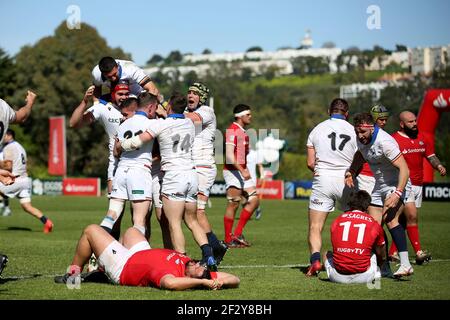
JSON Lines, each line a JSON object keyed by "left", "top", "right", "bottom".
{"left": 0, "top": 274, "right": 42, "bottom": 284}
{"left": 4, "top": 227, "right": 33, "bottom": 232}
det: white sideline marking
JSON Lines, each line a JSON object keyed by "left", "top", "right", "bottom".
{"left": 3, "top": 259, "right": 450, "bottom": 280}
{"left": 220, "top": 259, "right": 450, "bottom": 269}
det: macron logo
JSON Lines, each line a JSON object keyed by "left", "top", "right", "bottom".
{"left": 433, "top": 93, "right": 448, "bottom": 108}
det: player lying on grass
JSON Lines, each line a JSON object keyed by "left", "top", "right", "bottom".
{"left": 55, "top": 225, "right": 240, "bottom": 291}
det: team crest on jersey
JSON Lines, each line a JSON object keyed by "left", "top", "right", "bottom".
{"left": 419, "top": 141, "right": 424, "bottom": 146}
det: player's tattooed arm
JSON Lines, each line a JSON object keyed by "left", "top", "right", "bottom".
{"left": 428, "top": 155, "right": 446, "bottom": 176}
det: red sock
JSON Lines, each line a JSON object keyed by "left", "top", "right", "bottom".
{"left": 224, "top": 216, "right": 234, "bottom": 243}
{"left": 233, "top": 208, "right": 253, "bottom": 237}
{"left": 406, "top": 225, "right": 421, "bottom": 253}
{"left": 389, "top": 242, "right": 398, "bottom": 256}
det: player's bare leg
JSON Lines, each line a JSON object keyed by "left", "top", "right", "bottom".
{"left": 306, "top": 209, "right": 327, "bottom": 276}
{"left": 184, "top": 201, "right": 215, "bottom": 267}
{"left": 71, "top": 225, "right": 114, "bottom": 271}
{"left": 21, "top": 201, "right": 53, "bottom": 233}
{"left": 130, "top": 199, "right": 151, "bottom": 237}
{"left": 122, "top": 226, "right": 148, "bottom": 249}
{"left": 162, "top": 197, "right": 187, "bottom": 254}
{"left": 155, "top": 206, "right": 173, "bottom": 249}
{"left": 369, "top": 205, "right": 394, "bottom": 277}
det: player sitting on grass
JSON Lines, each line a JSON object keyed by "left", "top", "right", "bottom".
{"left": 324, "top": 190, "right": 386, "bottom": 284}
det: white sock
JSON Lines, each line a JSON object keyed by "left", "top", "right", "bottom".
{"left": 100, "top": 216, "right": 115, "bottom": 230}
{"left": 399, "top": 251, "right": 412, "bottom": 268}
{"left": 133, "top": 225, "right": 146, "bottom": 235}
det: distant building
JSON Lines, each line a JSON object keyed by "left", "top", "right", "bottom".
{"left": 366, "top": 51, "right": 409, "bottom": 71}
{"left": 411, "top": 45, "right": 449, "bottom": 75}
{"left": 340, "top": 82, "right": 389, "bottom": 101}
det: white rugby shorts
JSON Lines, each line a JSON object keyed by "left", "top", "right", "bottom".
{"left": 111, "top": 166, "right": 152, "bottom": 201}
{"left": 161, "top": 169, "right": 198, "bottom": 203}
{"left": 325, "top": 254, "right": 380, "bottom": 284}
{"left": 309, "top": 174, "right": 351, "bottom": 212}
{"left": 195, "top": 165, "right": 217, "bottom": 197}
{"left": 98, "top": 240, "right": 151, "bottom": 284}
{"left": 356, "top": 174, "right": 376, "bottom": 195}
{"left": 370, "top": 180, "right": 411, "bottom": 207}
{"left": 223, "top": 170, "right": 256, "bottom": 190}
{"left": 0, "top": 176, "right": 32, "bottom": 200}
{"left": 405, "top": 184, "right": 423, "bottom": 208}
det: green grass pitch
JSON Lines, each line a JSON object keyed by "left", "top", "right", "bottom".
{"left": 0, "top": 196, "right": 449, "bottom": 300}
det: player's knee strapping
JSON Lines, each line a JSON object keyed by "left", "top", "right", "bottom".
{"left": 197, "top": 199, "right": 208, "bottom": 210}
{"left": 133, "top": 225, "right": 146, "bottom": 236}
{"left": 245, "top": 190, "right": 258, "bottom": 205}
{"left": 100, "top": 199, "right": 125, "bottom": 233}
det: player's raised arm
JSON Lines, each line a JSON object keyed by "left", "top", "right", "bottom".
{"left": 13, "top": 90, "right": 37, "bottom": 124}
{"left": 69, "top": 85, "right": 96, "bottom": 128}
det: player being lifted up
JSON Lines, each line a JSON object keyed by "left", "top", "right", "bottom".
{"left": 184, "top": 82, "right": 228, "bottom": 264}
{"left": 117, "top": 93, "right": 217, "bottom": 270}
{"left": 92, "top": 56, "right": 160, "bottom": 99}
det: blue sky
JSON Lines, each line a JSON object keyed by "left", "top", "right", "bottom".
{"left": 1, "top": 0, "right": 449, "bottom": 66}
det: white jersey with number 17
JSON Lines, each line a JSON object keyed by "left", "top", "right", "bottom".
{"left": 307, "top": 118, "right": 357, "bottom": 175}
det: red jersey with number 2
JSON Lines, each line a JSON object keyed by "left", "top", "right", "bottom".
{"left": 224, "top": 122, "right": 249, "bottom": 170}
{"left": 331, "top": 211, "right": 385, "bottom": 274}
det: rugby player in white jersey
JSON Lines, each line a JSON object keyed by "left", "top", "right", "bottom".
{"left": 305, "top": 98, "right": 357, "bottom": 277}
{"left": 92, "top": 56, "right": 160, "bottom": 99}
{"left": 70, "top": 83, "right": 131, "bottom": 194}
{"left": 356, "top": 105, "right": 390, "bottom": 194}
{"left": 0, "top": 90, "right": 36, "bottom": 277}
{"left": 118, "top": 93, "right": 217, "bottom": 270}
{"left": 184, "top": 82, "right": 228, "bottom": 264}
{"left": 345, "top": 112, "right": 414, "bottom": 278}
{"left": 0, "top": 91, "right": 36, "bottom": 185}
{"left": 109, "top": 92, "right": 159, "bottom": 239}
{"left": 0, "top": 129, "right": 54, "bottom": 233}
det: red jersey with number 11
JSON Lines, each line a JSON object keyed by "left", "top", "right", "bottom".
{"left": 331, "top": 211, "right": 385, "bottom": 274}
